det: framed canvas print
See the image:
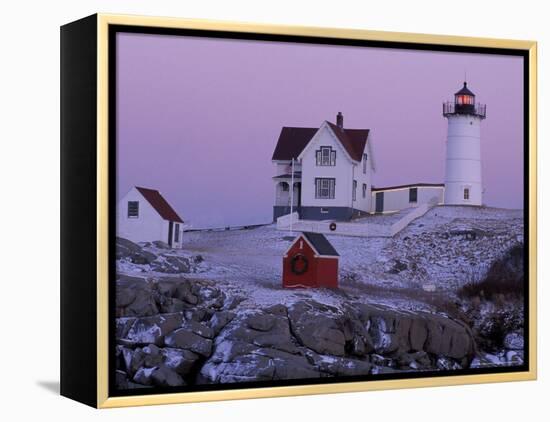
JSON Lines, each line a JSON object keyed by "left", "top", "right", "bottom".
{"left": 60, "top": 14, "right": 537, "bottom": 408}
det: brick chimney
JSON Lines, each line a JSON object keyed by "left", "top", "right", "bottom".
{"left": 336, "top": 112, "right": 344, "bottom": 128}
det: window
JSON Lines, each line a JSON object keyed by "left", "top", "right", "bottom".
{"left": 352, "top": 180, "right": 357, "bottom": 201}
{"left": 409, "top": 187, "right": 418, "bottom": 203}
{"left": 281, "top": 182, "right": 289, "bottom": 192}
{"left": 464, "top": 188, "right": 470, "bottom": 200}
{"left": 316, "top": 146, "right": 336, "bottom": 166}
{"left": 362, "top": 183, "right": 367, "bottom": 198}
{"left": 363, "top": 153, "right": 368, "bottom": 174}
{"left": 457, "top": 95, "right": 474, "bottom": 105}
{"left": 127, "top": 201, "right": 139, "bottom": 218}
{"left": 315, "top": 178, "right": 335, "bottom": 199}
{"left": 174, "top": 224, "right": 180, "bottom": 242}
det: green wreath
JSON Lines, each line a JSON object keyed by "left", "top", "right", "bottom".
{"left": 291, "top": 253, "right": 309, "bottom": 275}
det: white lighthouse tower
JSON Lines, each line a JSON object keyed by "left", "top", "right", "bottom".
{"left": 443, "top": 81, "right": 486, "bottom": 206}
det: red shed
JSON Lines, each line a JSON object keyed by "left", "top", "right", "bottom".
{"left": 283, "top": 232, "right": 339, "bottom": 289}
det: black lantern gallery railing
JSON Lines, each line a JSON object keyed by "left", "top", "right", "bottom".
{"left": 443, "top": 102, "right": 486, "bottom": 119}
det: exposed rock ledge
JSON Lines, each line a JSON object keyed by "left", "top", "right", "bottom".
{"left": 115, "top": 276, "right": 475, "bottom": 389}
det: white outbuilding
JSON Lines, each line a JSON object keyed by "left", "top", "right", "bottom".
{"left": 371, "top": 183, "right": 445, "bottom": 213}
{"left": 116, "top": 186, "right": 185, "bottom": 248}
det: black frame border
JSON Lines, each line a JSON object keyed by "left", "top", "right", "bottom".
{"left": 107, "top": 24, "right": 530, "bottom": 399}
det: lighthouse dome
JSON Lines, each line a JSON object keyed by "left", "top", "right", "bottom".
{"left": 443, "top": 81, "right": 485, "bottom": 119}
{"left": 454, "top": 82, "right": 475, "bottom": 107}
{"left": 455, "top": 81, "right": 475, "bottom": 97}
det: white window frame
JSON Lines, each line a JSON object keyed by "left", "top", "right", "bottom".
{"left": 315, "top": 178, "right": 336, "bottom": 199}
{"left": 316, "top": 146, "right": 336, "bottom": 166}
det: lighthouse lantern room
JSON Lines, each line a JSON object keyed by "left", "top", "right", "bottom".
{"left": 442, "top": 82, "right": 486, "bottom": 206}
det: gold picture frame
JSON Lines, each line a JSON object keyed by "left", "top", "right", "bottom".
{"left": 60, "top": 13, "right": 537, "bottom": 408}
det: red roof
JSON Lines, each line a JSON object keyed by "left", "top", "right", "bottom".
{"left": 135, "top": 187, "right": 184, "bottom": 223}
{"left": 271, "top": 127, "right": 318, "bottom": 161}
{"left": 325, "top": 122, "right": 370, "bottom": 162}
{"left": 271, "top": 121, "right": 369, "bottom": 162}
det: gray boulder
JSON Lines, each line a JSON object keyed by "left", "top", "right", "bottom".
{"left": 133, "top": 364, "right": 185, "bottom": 387}
{"left": 210, "top": 311, "right": 235, "bottom": 335}
{"left": 122, "top": 344, "right": 165, "bottom": 377}
{"left": 123, "top": 313, "right": 183, "bottom": 345}
{"left": 116, "top": 237, "right": 157, "bottom": 264}
{"left": 288, "top": 302, "right": 346, "bottom": 356}
{"left": 308, "top": 352, "right": 371, "bottom": 377}
{"left": 368, "top": 314, "right": 400, "bottom": 354}
{"left": 116, "top": 278, "right": 158, "bottom": 317}
{"left": 165, "top": 328, "right": 213, "bottom": 356}
{"left": 151, "top": 255, "right": 192, "bottom": 273}
{"left": 199, "top": 354, "right": 275, "bottom": 384}
{"left": 162, "top": 347, "right": 201, "bottom": 376}
{"left": 151, "top": 364, "right": 186, "bottom": 387}
{"left": 258, "top": 348, "right": 320, "bottom": 380}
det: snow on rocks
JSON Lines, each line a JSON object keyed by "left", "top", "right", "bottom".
{"left": 114, "top": 206, "right": 525, "bottom": 389}
{"left": 116, "top": 237, "right": 208, "bottom": 276}
{"left": 369, "top": 206, "right": 524, "bottom": 290}
{"left": 114, "top": 277, "right": 477, "bottom": 389}
{"left": 503, "top": 332, "right": 524, "bottom": 350}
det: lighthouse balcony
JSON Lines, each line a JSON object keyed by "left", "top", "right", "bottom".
{"left": 443, "top": 102, "right": 486, "bottom": 119}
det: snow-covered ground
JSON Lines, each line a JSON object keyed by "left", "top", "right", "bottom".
{"left": 117, "top": 205, "right": 523, "bottom": 314}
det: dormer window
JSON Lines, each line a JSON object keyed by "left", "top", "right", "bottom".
{"left": 316, "top": 146, "right": 336, "bottom": 166}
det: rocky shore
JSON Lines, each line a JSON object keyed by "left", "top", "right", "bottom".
{"left": 114, "top": 206, "right": 526, "bottom": 390}
{"left": 115, "top": 274, "right": 476, "bottom": 389}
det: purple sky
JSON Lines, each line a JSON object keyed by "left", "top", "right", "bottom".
{"left": 116, "top": 33, "right": 524, "bottom": 228}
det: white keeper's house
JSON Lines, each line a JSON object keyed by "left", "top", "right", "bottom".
{"left": 271, "top": 82, "right": 486, "bottom": 221}
{"left": 117, "top": 186, "right": 185, "bottom": 248}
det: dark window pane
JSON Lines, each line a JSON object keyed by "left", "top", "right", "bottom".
{"left": 409, "top": 188, "right": 418, "bottom": 203}
{"left": 315, "top": 178, "right": 335, "bottom": 199}
{"left": 128, "top": 201, "right": 139, "bottom": 218}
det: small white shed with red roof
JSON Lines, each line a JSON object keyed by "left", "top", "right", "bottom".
{"left": 116, "top": 186, "right": 185, "bottom": 248}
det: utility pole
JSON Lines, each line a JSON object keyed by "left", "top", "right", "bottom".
{"left": 289, "top": 158, "right": 294, "bottom": 235}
